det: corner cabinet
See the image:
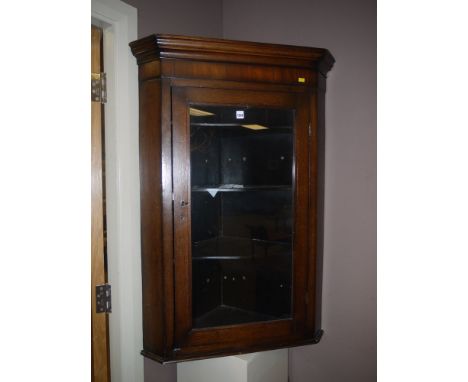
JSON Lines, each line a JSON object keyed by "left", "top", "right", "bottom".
{"left": 129, "top": 34, "right": 334, "bottom": 363}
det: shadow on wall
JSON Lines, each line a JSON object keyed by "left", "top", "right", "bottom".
{"left": 144, "top": 358, "right": 177, "bottom": 381}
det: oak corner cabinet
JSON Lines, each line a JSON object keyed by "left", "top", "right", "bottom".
{"left": 129, "top": 34, "right": 334, "bottom": 363}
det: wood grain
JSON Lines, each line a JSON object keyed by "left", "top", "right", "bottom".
{"left": 129, "top": 34, "right": 335, "bottom": 75}
{"left": 91, "top": 25, "right": 110, "bottom": 382}
{"left": 139, "top": 78, "right": 165, "bottom": 354}
{"left": 160, "top": 59, "right": 316, "bottom": 86}
{"left": 160, "top": 79, "right": 175, "bottom": 354}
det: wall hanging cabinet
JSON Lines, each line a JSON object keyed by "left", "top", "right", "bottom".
{"left": 130, "top": 34, "right": 334, "bottom": 363}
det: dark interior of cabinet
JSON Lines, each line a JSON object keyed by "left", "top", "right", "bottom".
{"left": 190, "top": 105, "right": 295, "bottom": 328}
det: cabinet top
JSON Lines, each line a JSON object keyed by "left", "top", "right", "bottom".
{"left": 129, "top": 34, "right": 334, "bottom": 76}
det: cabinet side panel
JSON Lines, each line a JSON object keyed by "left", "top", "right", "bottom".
{"left": 307, "top": 75, "right": 326, "bottom": 334}
{"left": 139, "top": 79, "right": 165, "bottom": 355}
{"left": 315, "top": 75, "right": 326, "bottom": 332}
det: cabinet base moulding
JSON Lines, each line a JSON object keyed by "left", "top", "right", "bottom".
{"left": 141, "top": 330, "right": 324, "bottom": 364}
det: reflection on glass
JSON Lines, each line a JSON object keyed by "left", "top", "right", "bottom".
{"left": 190, "top": 105, "right": 294, "bottom": 328}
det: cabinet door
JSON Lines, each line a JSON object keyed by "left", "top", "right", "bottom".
{"left": 172, "top": 86, "right": 310, "bottom": 355}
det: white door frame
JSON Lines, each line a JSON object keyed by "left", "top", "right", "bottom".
{"left": 91, "top": 1, "right": 142, "bottom": 381}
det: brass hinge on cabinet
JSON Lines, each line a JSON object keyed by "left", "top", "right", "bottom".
{"left": 91, "top": 72, "right": 107, "bottom": 103}
{"left": 96, "top": 284, "right": 112, "bottom": 313}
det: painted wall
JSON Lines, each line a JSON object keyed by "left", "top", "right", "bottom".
{"left": 122, "top": 0, "right": 223, "bottom": 38}
{"left": 222, "top": 1, "right": 376, "bottom": 381}
{"left": 124, "top": 0, "right": 376, "bottom": 381}
{"left": 121, "top": 1, "right": 223, "bottom": 380}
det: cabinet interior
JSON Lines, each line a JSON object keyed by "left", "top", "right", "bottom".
{"left": 190, "top": 105, "right": 295, "bottom": 328}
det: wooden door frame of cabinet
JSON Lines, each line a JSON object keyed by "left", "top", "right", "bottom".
{"left": 170, "top": 85, "right": 312, "bottom": 358}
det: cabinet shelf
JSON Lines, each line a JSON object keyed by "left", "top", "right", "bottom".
{"left": 192, "top": 185, "right": 292, "bottom": 194}
{"left": 194, "top": 305, "right": 279, "bottom": 328}
{"left": 192, "top": 236, "right": 291, "bottom": 261}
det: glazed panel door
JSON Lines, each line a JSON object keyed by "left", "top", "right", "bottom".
{"left": 172, "top": 86, "right": 310, "bottom": 355}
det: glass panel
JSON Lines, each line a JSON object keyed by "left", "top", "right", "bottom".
{"left": 190, "top": 105, "right": 294, "bottom": 328}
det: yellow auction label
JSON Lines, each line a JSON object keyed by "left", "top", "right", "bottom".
{"left": 298, "top": 77, "right": 306, "bottom": 83}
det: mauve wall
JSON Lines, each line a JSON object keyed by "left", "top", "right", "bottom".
{"left": 124, "top": 0, "right": 376, "bottom": 381}
{"left": 123, "top": 0, "right": 223, "bottom": 38}
{"left": 222, "top": 1, "right": 376, "bottom": 381}
{"left": 122, "top": 1, "right": 223, "bottom": 380}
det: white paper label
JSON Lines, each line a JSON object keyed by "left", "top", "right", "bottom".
{"left": 236, "top": 110, "right": 245, "bottom": 119}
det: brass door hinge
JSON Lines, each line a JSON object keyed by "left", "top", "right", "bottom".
{"left": 91, "top": 72, "right": 107, "bottom": 103}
